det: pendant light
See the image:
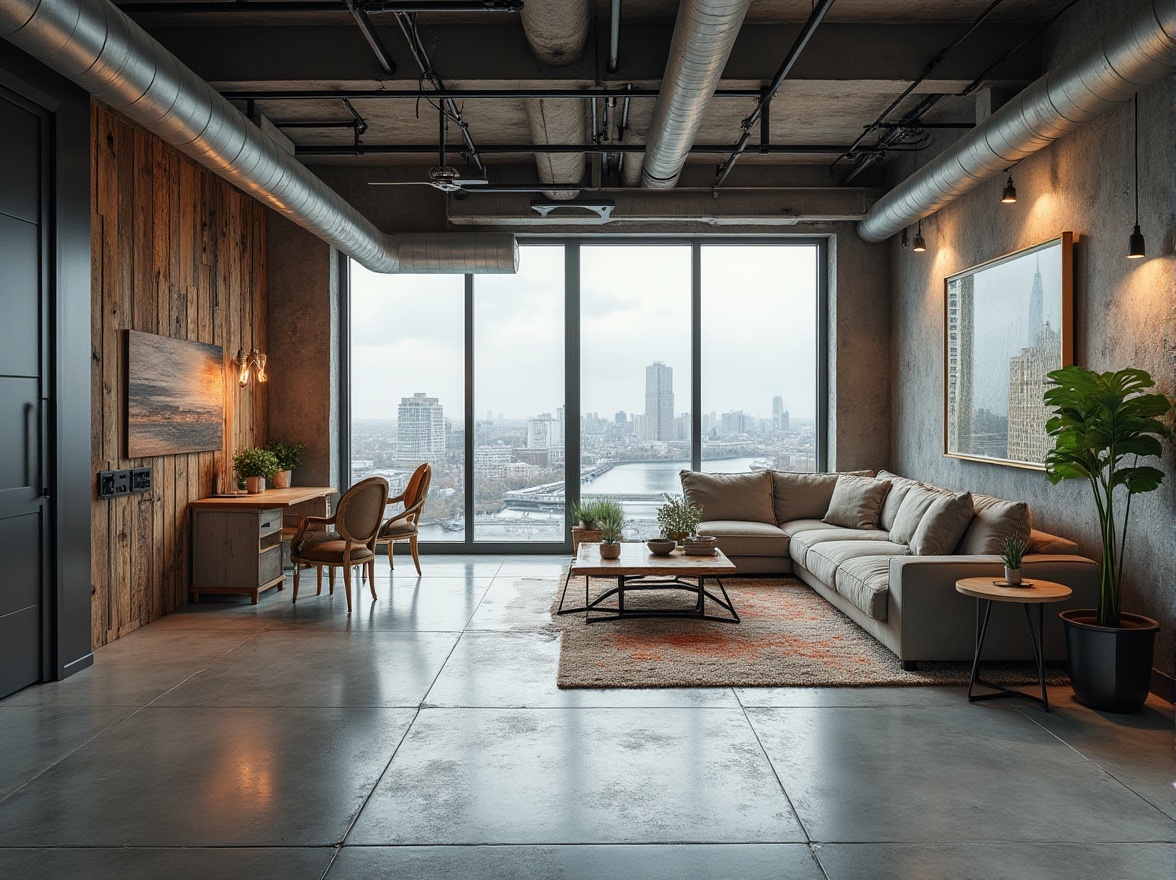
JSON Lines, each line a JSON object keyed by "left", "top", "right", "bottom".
{"left": 1000, "top": 174, "right": 1017, "bottom": 203}
{"left": 912, "top": 220, "right": 926, "bottom": 252}
{"left": 1127, "top": 95, "right": 1145, "bottom": 259}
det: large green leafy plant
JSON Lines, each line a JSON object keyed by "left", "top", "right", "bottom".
{"left": 1043, "top": 366, "right": 1173, "bottom": 627}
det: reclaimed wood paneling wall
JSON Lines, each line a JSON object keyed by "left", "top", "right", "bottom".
{"left": 91, "top": 104, "right": 268, "bottom": 647}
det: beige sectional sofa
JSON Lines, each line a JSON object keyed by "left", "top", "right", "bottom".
{"left": 682, "top": 469, "right": 1098, "bottom": 668}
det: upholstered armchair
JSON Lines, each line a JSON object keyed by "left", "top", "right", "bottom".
{"left": 376, "top": 463, "right": 432, "bottom": 574}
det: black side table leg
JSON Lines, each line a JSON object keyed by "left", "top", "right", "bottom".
{"left": 1024, "top": 602, "right": 1049, "bottom": 711}
{"left": 967, "top": 599, "right": 994, "bottom": 702}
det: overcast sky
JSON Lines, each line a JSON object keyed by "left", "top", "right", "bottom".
{"left": 350, "top": 243, "right": 819, "bottom": 422}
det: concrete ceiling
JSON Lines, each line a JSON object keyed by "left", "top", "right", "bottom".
{"left": 112, "top": 0, "right": 1072, "bottom": 193}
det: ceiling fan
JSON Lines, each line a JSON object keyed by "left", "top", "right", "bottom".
{"left": 368, "top": 167, "right": 583, "bottom": 195}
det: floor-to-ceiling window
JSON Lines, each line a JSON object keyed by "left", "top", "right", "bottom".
{"left": 473, "top": 246, "right": 565, "bottom": 542}
{"left": 348, "top": 238, "right": 824, "bottom": 552}
{"left": 700, "top": 243, "right": 819, "bottom": 474}
{"left": 349, "top": 267, "right": 466, "bottom": 541}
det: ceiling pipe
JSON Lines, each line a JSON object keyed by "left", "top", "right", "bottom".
{"left": 640, "top": 0, "right": 753, "bottom": 188}
{"left": 0, "top": 0, "right": 517, "bottom": 273}
{"left": 858, "top": 0, "right": 1176, "bottom": 243}
{"left": 519, "top": 0, "right": 591, "bottom": 199}
{"left": 608, "top": 0, "right": 622, "bottom": 73}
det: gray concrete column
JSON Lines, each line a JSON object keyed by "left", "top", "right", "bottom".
{"left": 266, "top": 213, "right": 340, "bottom": 489}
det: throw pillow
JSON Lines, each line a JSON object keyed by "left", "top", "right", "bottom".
{"left": 888, "top": 484, "right": 944, "bottom": 545}
{"left": 771, "top": 469, "right": 874, "bottom": 524}
{"left": 957, "top": 493, "right": 1033, "bottom": 555}
{"left": 878, "top": 480, "right": 914, "bottom": 531}
{"left": 822, "top": 475, "right": 892, "bottom": 530}
{"left": 909, "top": 492, "right": 975, "bottom": 555}
{"left": 679, "top": 469, "right": 776, "bottom": 524}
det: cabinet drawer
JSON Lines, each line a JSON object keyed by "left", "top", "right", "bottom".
{"left": 258, "top": 509, "right": 282, "bottom": 537}
{"left": 259, "top": 545, "right": 282, "bottom": 585}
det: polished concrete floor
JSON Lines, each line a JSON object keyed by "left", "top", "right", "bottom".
{"left": 1, "top": 555, "right": 1172, "bottom": 879}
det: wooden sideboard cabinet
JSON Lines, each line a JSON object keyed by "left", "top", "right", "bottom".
{"left": 191, "top": 507, "right": 285, "bottom": 604}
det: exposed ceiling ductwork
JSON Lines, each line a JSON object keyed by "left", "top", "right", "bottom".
{"left": 640, "top": 0, "right": 753, "bottom": 188}
{"left": 858, "top": 0, "right": 1176, "bottom": 243}
{"left": 519, "top": 0, "right": 591, "bottom": 200}
{"left": 0, "top": 0, "right": 518, "bottom": 273}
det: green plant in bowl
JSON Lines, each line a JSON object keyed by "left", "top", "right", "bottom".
{"left": 657, "top": 493, "right": 703, "bottom": 541}
{"left": 264, "top": 439, "right": 304, "bottom": 471}
{"left": 232, "top": 447, "right": 279, "bottom": 480}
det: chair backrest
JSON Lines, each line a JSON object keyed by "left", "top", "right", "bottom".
{"left": 402, "top": 463, "right": 433, "bottom": 523}
{"left": 336, "top": 477, "right": 389, "bottom": 544}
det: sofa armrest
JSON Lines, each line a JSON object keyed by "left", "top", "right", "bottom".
{"left": 886, "top": 554, "right": 1099, "bottom": 661}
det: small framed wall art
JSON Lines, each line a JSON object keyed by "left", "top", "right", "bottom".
{"left": 126, "top": 330, "right": 224, "bottom": 457}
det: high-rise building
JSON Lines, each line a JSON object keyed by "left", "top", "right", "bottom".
{"left": 527, "top": 412, "right": 559, "bottom": 449}
{"left": 1028, "top": 254, "right": 1044, "bottom": 348}
{"left": 644, "top": 361, "right": 674, "bottom": 441}
{"left": 772, "top": 396, "right": 790, "bottom": 431}
{"left": 946, "top": 273, "right": 975, "bottom": 454}
{"left": 397, "top": 392, "right": 446, "bottom": 458}
{"left": 1007, "top": 322, "right": 1061, "bottom": 464}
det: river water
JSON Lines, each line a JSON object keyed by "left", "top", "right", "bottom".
{"left": 418, "top": 457, "right": 766, "bottom": 542}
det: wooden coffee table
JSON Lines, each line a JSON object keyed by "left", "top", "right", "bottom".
{"left": 955, "top": 576, "right": 1073, "bottom": 711}
{"left": 558, "top": 542, "right": 739, "bottom": 624}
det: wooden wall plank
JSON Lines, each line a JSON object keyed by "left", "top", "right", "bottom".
{"left": 90, "top": 103, "right": 268, "bottom": 648}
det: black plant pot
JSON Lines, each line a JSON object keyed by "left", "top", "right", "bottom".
{"left": 1060, "top": 609, "right": 1159, "bottom": 713}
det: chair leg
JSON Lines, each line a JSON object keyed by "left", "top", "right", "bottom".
{"left": 329, "top": 566, "right": 336, "bottom": 594}
{"left": 368, "top": 559, "right": 378, "bottom": 600}
{"left": 316, "top": 566, "right": 323, "bottom": 596}
{"left": 388, "top": 541, "right": 395, "bottom": 569}
{"left": 293, "top": 563, "right": 300, "bottom": 602}
{"left": 410, "top": 536, "right": 422, "bottom": 575}
{"left": 343, "top": 561, "right": 353, "bottom": 613}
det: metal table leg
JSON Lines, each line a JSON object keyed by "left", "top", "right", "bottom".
{"left": 967, "top": 598, "right": 1050, "bottom": 711}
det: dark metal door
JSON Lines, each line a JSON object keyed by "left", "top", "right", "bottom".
{"left": 0, "top": 89, "right": 49, "bottom": 698}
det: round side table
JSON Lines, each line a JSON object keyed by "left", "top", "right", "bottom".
{"left": 955, "top": 577, "right": 1073, "bottom": 711}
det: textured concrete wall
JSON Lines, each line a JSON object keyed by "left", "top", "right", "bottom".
{"left": 887, "top": 1, "right": 1176, "bottom": 676}
{"left": 266, "top": 214, "right": 340, "bottom": 489}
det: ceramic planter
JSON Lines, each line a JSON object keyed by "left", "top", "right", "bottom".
{"left": 245, "top": 476, "right": 265, "bottom": 494}
{"left": 1003, "top": 566, "right": 1022, "bottom": 585}
{"left": 272, "top": 469, "right": 292, "bottom": 489}
{"left": 1060, "top": 609, "right": 1159, "bottom": 713}
{"left": 599, "top": 542, "right": 621, "bottom": 559}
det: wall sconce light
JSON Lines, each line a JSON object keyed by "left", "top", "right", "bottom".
{"left": 235, "top": 348, "right": 268, "bottom": 387}
{"left": 901, "top": 227, "right": 910, "bottom": 249}
{"left": 912, "top": 220, "right": 926, "bottom": 253}
{"left": 1000, "top": 174, "right": 1017, "bottom": 203}
{"left": 1127, "top": 95, "right": 1145, "bottom": 259}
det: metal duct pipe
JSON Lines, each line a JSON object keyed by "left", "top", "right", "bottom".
{"left": 519, "top": 0, "right": 591, "bottom": 199}
{"left": 0, "top": 0, "right": 517, "bottom": 273}
{"left": 858, "top": 0, "right": 1176, "bottom": 243}
{"left": 640, "top": 0, "right": 753, "bottom": 188}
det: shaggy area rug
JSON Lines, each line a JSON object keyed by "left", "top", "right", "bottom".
{"left": 553, "top": 576, "right": 1068, "bottom": 689}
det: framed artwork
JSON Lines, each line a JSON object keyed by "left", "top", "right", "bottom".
{"left": 126, "top": 330, "right": 224, "bottom": 457}
{"left": 944, "top": 232, "right": 1073, "bottom": 470}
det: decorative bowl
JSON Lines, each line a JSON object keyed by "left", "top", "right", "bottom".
{"left": 646, "top": 538, "right": 676, "bottom": 556}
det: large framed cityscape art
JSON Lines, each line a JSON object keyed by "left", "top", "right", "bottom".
{"left": 943, "top": 233, "right": 1073, "bottom": 470}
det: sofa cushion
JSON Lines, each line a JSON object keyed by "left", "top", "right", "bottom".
{"left": 823, "top": 475, "right": 891, "bottom": 529}
{"left": 909, "top": 492, "right": 975, "bottom": 555}
{"left": 778, "top": 519, "right": 830, "bottom": 537}
{"left": 835, "top": 555, "right": 900, "bottom": 621}
{"left": 876, "top": 471, "right": 920, "bottom": 531}
{"left": 1027, "top": 528, "right": 1079, "bottom": 555}
{"left": 788, "top": 527, "right": 892, "bottom": 568}
{"left": 888, "top": 484, "right": 944, "bottom": 546}
{"left": 957, "top": 493, "right": 1033, "bottom": 555}
{"left": 806, "top": 541, "right": 908, "bottom": 590}
{"left": 698, "top": 520, "right": 790, "bottom": 557}
{"left": 770, "top": 470, "right": 874, "bottom": 524}
{"left": 680, "top": 470, "right": 776, "bottom": 524}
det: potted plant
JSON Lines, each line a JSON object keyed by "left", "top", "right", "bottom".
{"left": 596, "top": 500, "right": 625, "bottom": 560}
{"left": 999, "top": 536, "right": 1027, "bottom": 586}
{"left": 265, "top": 439, "right": 304, "bottom": 489}
{"left": 656, "top": 493, "right": 704, "bottom": 543}
{"left": 569, "top": 499, "right": 603, "bottom": 553}
{"left": 1044, "top": 365, "right": 1173, "bottom": 713}
{"left": 233, "top": 447, "right": 280, "bottom": 495}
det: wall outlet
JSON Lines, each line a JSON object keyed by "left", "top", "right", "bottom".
{"left": 131, "top": 467, "right": 151, "bottom": 493}
{"left": 97, "top": 471, "right": 117, "bottom": 498}
{"left": 98, "top": 467, "right": 151, "bottom": 499}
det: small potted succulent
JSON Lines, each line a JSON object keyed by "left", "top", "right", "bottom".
{"left": 999, "top": 536, "right": 1027, "bottom": 586}
{"left": 264, "top": 439, "right": 304, "bottom": 489}
{"left": 232, "top": 447, "right": 279, "bottom": 494}
{"left": 656, "top": 493, "right": 704, "bottom": 543}
{"left": 596, "top": 499, "right": 625, "bottom": 560}
{"left": 569, "top": 499, "right": 603, "bottom": 552}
